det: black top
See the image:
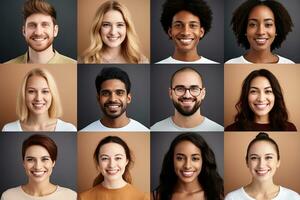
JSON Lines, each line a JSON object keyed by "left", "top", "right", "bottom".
{"left": 225, "top": 121, "right": 297, "bottom": 131}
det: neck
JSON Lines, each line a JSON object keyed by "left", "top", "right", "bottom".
{"left": 26, "top": 113, "right": 51, "bottom": 125}
{"left": 28, "top": 46, "right": 55, "bottom": 64}
{"left": 102, "top": 178, "right": 127, "bottom": 189}
{"left": 100, "top": 113, "right": 130, "bottom": 128}
{"left": 172, "top": 48, "right": 200, "bottom": 62}
{"left": 102, "top": 46, "right": 125, "bottom": 63}
{"left": 172, "top": 109, "right": 204, "bottom": 128}
{"left": 244, "top": 49, "right": 277, "bottom": 63}
{"left": 175, "top": 179, "right": 202, "bottom": 193}
{"left": 22, "top": 180, "right": 56, "bottom": 196}
{"left": 254, "top": 115, "right": 269, "bottom": 124}
{"left": 245, "top": 179, "right": 279, "bottom": 198}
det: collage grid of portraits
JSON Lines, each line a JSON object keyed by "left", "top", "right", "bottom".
{"left": 0, "top": 0, "right": 300, "bottom": 199}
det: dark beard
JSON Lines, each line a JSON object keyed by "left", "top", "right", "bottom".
{"left": 172, "top": 97, "right": 201, "bottom": 116}
{"left": 101, "top": 101, "right": 127, "bottom": 119}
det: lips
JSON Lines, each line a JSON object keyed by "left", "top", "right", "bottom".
{"left": 178, "top": 38, "right": 194, "bottom": 45}
{"left": 106, "top": 169, "right": 119, "bottom": 175}
{"left": 255, "top": 169, "right": 269, "bottom": 176}
{"left": 107, "top": 36, "right": 120, "bottom": 42}
{"left": 32, "top": 103, "right": 46, "bottom": 109}
{"left": 254, "top": 103, "right": 268, "bottom": 110}
{"left": 181, "top": 170, "right": 195, "bottom": 178}
{"left": 255, "top": 38, "right": 268, "bottom": 45}
{"left": 31, "top": 171, "right": 46, "bottom": 177}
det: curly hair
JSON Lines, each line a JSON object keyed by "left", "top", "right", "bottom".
{"left": 231, "top": 0, "right": 293, "bottom": 51}
{"left": 155, "top": 133, "right": 223, "bottom": 200}
{"left": 234, "top": 69, "right": 290, "bottom": 130}
{"left": 160, "top": 0, "right": 212, "bottom": 38}
{"left": 81, "top": 0, "right": 145, "bottom": 63}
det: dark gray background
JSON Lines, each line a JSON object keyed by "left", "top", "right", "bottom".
{"left": 150, "top": 65, "right": 224, "bottom": 127}
{"left": 0, "top": 133, "right": 77, "bottom": 195}
{"left": 0, "top": 0, "right": 77, "bottom": 63}
{"left": 224, "top": 0, "right": 300, "bottom": 63}
{"left": 77, "top": 64, "right": 150, "bottom": 130}
{"left": 151, "top": 132, "right": 224, "bottom": 191}
{"left": 151, "top": 0, "right": 224, "bottom": 63}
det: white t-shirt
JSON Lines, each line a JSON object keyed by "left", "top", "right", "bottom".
{"left": 2, "top": 119, "right": 77, "bottom": 132}
{"left": 156, "top": 56, "right": 219, "bottom": 64}
{"left": 225, "top": 186, "right": 300, "bottom": 200}
{"left": 151, "top": 116, "right": 223, "bottom": 131}
{"left": 80, "top": 118, "right": 149, "bottom": 132}
{"left": 1, "top": 185, "right": 77, "bottom": 200}
{"left": 225, "top": 55, "right": 295, "bottom": 64}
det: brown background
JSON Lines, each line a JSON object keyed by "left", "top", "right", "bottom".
{"left": 224, "top": 132, "right": 300, "bottom": 195}
{"left": 0, "top": 64, "right": 77, "bottom": 130}
{"left": 77, "top": 0, "right": 150, "bottom": 61}
{"left": 224, "top": 64, "right": 300, "bottom": 129}
{"left": 77, "top": 132, "right": 150, "bottom": 193}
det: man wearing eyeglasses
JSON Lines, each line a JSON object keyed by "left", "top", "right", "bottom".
{"left": 151, "top": 67, "right": 223, "bottom": 131}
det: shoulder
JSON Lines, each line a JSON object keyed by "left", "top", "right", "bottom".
{"left": 126, "top": 184, "right": 150, "bottom": 200}
{"left": 285, "top": 122, "right": 297, "bottom": 131}
{"left": 56, "top": 186, "right": 77, "bottom": 199}
{"left": 278, "top": 186, "right": 300, "bottom": 199}
{"left": 79, "top": 185, "right": 102, "bottom": 200}
{"left": 225, "top": 187, "right": 244, "bottom": 199}
{"left": 1, "top": 186, "right": 23, "bottom": 199}
{"left": 201, "top": 117, "right": 224, "bottom": 131}
{"left": 4, "top": 54, "right": 26, "bottom": 64}
{"left": 127, "top": 119, "right": 150, "bottom": 131}
{"left": 2, "top": 120, "right": 21, "bottom": 132}
{"left": 50, "top": 51, "right": 77, "bottom": 64}
{"left": 225, "top": 122, "right": 240, "bottom": 131}
{"left": 277, "top": 55, "right": 295, "bottom": 64}
{"left": 199, "top": 56, "right": 219, "bottom": 64}
{"left": 225, "top": 56, "right": 248, "bottom": 64}
{"left": 80, "top": 120, "right": 101, "bottom": 132}
{"left": 56, "top": 119, "right": 77, "bottom": 131}
{"left": 151, "top": 117, "right": 172, "bottom": 131}
{"left": 138, "top": 55, "right": 149, "bottom": 64}
{"left": 155, "top": 57, "right": 173, "bottom": 64}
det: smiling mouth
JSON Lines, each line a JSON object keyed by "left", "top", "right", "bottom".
{"left": 31, "top": 171, "right": 46, "bottom": 177}
{"left": 254, "top": 103, "right": 269, "bottom": 110}
{"left": 178, "top": 38, "right": 194, "bottom": 45}
{"left": 181, "top": 170, "right": 195, "bottom": 177}
{"left": 32, "top": 103, "right": 46, "bottom": 109}
{"left": 106, "top": 169, "right": 119, "bottom": 175}
{"left": 255, "top": 38, "right": 268, "bottom": 45}
{"left": 255, "top": 169, "right": 270, "bottom": 176}
{"left": 107, "top": 36, "right": 120, "bottom": 42}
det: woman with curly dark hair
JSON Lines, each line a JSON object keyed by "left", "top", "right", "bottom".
{"left": 152, "top": 133, "right": 224, "bottom": 200}
{"left": 226, "top": 0, "right": 294, "bottom": 64}
{"left": 225, "top": 69, "right": 296, "bottom": 131}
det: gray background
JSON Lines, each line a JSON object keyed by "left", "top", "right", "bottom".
{"left": 0, "top": 133, "right": 77, "bottom": 195}
{"left": 151, "top": 0, "right": 224, "bottom": 63}
{"left": 0, "top": 0, "right": 77, "bottom": 63}
{"left": 77, "top": 64, "right": 150, "bottom": 130}
{"left": 224, "top": 0, "right": 300, "bottom": 63}
{"left": 150, "top": 64, "right": 224, "bottom": 127}
{"left": 151, "top": 132, "right": 224, "bottom": 191}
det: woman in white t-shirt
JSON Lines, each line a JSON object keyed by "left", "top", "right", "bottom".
{"left": 2, "top": 68, "right": 76, "bottom": 132}
{"left": 225, "top": 132, "right": 300, "bottom": 200}
{"left": 0, "top": 134, "right": 77, "bottom": 200}
{"left": 226, "top": 0, "right": 294, "bottom": 64}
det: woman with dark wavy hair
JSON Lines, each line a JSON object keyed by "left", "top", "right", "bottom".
{"left": 225, "top": 69, "right": 296, "bottom": 131}
{"left": 152, "top": 133, "right": 224, "bottom": 200}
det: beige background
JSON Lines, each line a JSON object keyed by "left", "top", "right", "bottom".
{"left": 224, "top": 132, "right": 300, "bottom": 195}
{"left": 0, "top": 64, "right": 77, "bottom": 130}
{"left": 224, "top": 64, "right": 300, "bottom": 129}
{"left": 77, "top": 132, "right": 150, "bottom": 193}
{"left": 77, "top": 0, "right": 150, "bottom": 60}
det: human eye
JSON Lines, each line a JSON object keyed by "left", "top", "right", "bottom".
{"left": 115, "top": 89, "right": 125, "bottom": 96}
{"left": 192, "top": 156, "right": 200, "bottom": 161}
{"left": 42, "top": 22, "right": 50, "bottom": 27}
{"left": 100, "top": 156, "right": 109, "bottom": 161}
{"left": 115, "top": 156, "right": 123, "bottom": 161}
{"left": 189, "top": 23, "right": 200, "bottom": 29}
{"left": 265, "top": 22, "right": 274, "bottom": 28}
{"left": 250, "top": 156, "right": 258, "bottom": 160}
{"left": 190, "top": 86, "right": 200, "bottom": 92}
{"left": 265, "top": 89, "right": 273, "bottom": 94}
{"left": 102, "top": 22, "right": 111, "bottom": 28}
{"left": 100, "top": 90, "right": 111, "bottom": 97}
{"left": 175, "top": 86, "right": 185, "bottom": 93}
{"left": 249, "top": 89, "right": 257, "bottom": 94}
{"left": 265, "top": 156, "right": 273, "bottom": 160}
{"left": 42, "top": 157, "right": 50, "bottom": 162}
{"left": 248, "top": 21, "right": 257, "bottom": 28}
{"left": 173, "top": 22, "right": 183, "bottom": 29}
{"left": 27, "top": 89, "right": 35, "bottom": 94}
{"left": 42, "top": 89, "right": 50, "bottom": 94}
{"left": 27, "top": 23, "right": 36, "bottom": 29}
{"left": 117, "top": 22, "right": 125, "bottom": 28}
{"left": 26, "top": 157, "right": 34, "bottom": 162}
{"left": 175, "top": 155, "right": 184, "bottom": 161}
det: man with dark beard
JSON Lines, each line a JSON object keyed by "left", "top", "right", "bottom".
{"left": 151, "top": 67, "right": 223, "bottom": 131}
{"left": 5, "top": 0, "right": 76, "bottom": 64}
{"left": 81, "top": 67, "right": 149, "bottom": 131}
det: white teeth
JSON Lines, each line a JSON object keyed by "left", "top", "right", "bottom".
{"left": 106, "top": 169, "right": 118, "bottom": 175}
{"left": 108, "top": 105, "right": 119, "bottom": 109}
{"left": 180, "top": 38, "right": 193, "bottom": 44}
{"left": 108, "top": 37, "right": 119, "bottom": 41}
{"left": 33, "top": 103, "right": 44, "bottom": 109}
{"left": 255, "top": 38, "right": 267, "bottom": 44}
{"left": 255, "top": 104, "right": 268, "bottom": 110}
{"left": 182, "top": 171, "right": 194, "bottom": 177}
{"left": 32, "top": 171, "right": 45, "bottom": 176}
{"left": 256, "top": 169, "right": 269, "bottom": 175}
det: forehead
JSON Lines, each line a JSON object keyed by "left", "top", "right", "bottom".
{"left": 99, "top": 142, "right": 126, "bottom": 156}
{"left": 172, "top": 70, "right": 202, "bottom": 87}
{"left": 250, "top": 76, "right": 271, "bottom": 87}
{"left": 25, "top": 13, "right": 54, "bottom": 25}
{"left": 248, "top": 5, "right": 274, "bottom": 20}
{"left": 174, "top": 140, "right": 201, "bottom": 155}
{"left": 26, "top": 75, "right": 49, "bottom": 87}
{"left": 25, "top": 145, "right": 50, "bottom": 156}
{"left": 103, "top": 10, "right": 125, "bottom": 22}
{"left": 248, "top": 140, "right": 277, "bottom": 155}
{"left": 101, "top": 79, "right": 126, "bottom": 90}
{"left": 172, "top": 10, "right": 200, "bottom": 22}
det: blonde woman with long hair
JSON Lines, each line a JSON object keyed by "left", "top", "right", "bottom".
{"left": 81, "top": 1, "right": 148, "bottom": 64}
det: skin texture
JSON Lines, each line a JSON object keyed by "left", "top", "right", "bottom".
{"left": 97, "top": 142, "right": 128, "bottom": 188}
{"left": 244, "top": 5, "right": 278, "bottom": 63}
{"left": 23, "top": 13, "right": 58, "bottom": 52}
{"left": 168, "top": 11, "right": 204, "bottom": 61}
{"left": 98, "top": 79, "right": 131, "bottom": 128}
{"left": 248, "top": 76, "right": 275, "bottom": 123}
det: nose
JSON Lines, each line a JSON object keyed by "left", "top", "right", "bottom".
{"left": 109, "top": 92, "right": 117, "bottom": 101}
{"left": 108, "top": 158, "right": 116, "bottom": 167}
{"left": 183, "top": 88, "right": 193, "bottom": 98}
{"left": 258, "top": 158, "right": 266, "bottom": 167}
{"left": 180, "top": 24, "right": 191, "bottom": 35}
{"left": 257, "top": 91, "right": 265, "bottom": 102}
{"left": 34, "top": 160, "right": 42, "bottom": 169}
{"left": 34, "top": 24, "right": 43, "bottom": 35}
{"left": 35, "top": 91, "right": 42, "bottom": 101}
{"left": 109, "top": 24, "right": 117, "bottom": 35}
{"left": 184, "top": 158, "right": 192, "bottom": 170}
{"left": 256, "top": 24, "right": 266, "bottom": 35}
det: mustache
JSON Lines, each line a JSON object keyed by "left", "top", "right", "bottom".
{"left": 178, "top": 96, "right": 196, "bottom": 101}
{"left": 104, "top": 101, "right": 122, "bottom": 107}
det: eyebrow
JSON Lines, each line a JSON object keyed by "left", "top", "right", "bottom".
{"left": 100, "top": 154, "right": 125, "bottom": 157}
{"left": 249, "top": 153, "right": 275, "bottom": 156}
{"left": 249, "top": 86, "right": 272, "bottom": 89}
{"left": 25, "top": 155, "right": 51, "bottom": 159}
{"left": 175, "top": 153, "right": 201, "bottom": 156}
{"left": 248, "top": 18, "right": 274, "bottom": 22}
{"left": 174, "top": 84, "right": 201, "bottom": 87}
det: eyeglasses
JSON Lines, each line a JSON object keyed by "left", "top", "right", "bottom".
{"left": 172, "top": 86, "right": 203, "bottom": 97}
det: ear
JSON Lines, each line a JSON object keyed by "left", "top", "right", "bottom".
{"left": 22, "top": 26, "right": 26, "bottom": 37}
{"left": 276, "top": 159, "right": 280, "bottom": 168}
{"left": 52, "top": 160, "right": 56, "bottom": 167}
{"left": 200, "top": 87, "right": 206, "bottom": 100}
{"left": 199, "top": 27, "right": 205, "bottom": 39}
{"left": 127, "top": 93, "right": 132, "bottom": 104}
{"left": 96, "top": 94, "right": 100, "bottom": 104}
{"left": 168, "top": 88, "right": 173, "bottom": 99}
{"left": 54, "top": 24, "right": 58, "bottom": 37}
{"left": 168, "top": 27, "right": 173, "bottom": 39}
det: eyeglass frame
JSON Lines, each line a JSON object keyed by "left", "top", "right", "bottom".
{"left": 171, "top": 85, "right": 204, "bottom": 97}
